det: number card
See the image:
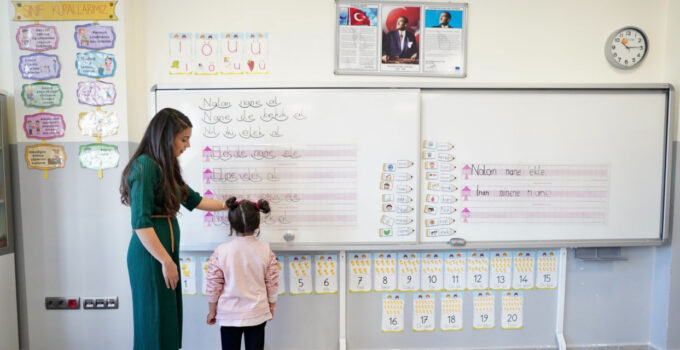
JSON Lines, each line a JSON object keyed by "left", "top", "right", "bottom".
{"left": 315, "top": 254, "right": 338, "bottom": 294}
{"left": 536, "top": 250, "right": 558, "bottom": 289}
{"left": 413, "top": 293, "right": 436, "bottom": 332}
{"left": 512, "top": 251, "right": 535, "bottom": 290}
{"left": 467, "top": 251, "right": 489, "bottom": 290}
{"left": 276, "top": 255, "right": 286, "bottom": 295}
{"left": 194, "top": 33, "right": 219, "bottom": 75}
{"left": 440, "top": 292, "right": 463, "bottom": 331}
{"left": 398, "top": 252, "right": 420, "bottom": 291}
{"left": 444, "top": 252, "right": 466, "bottom": 291}
{"left": 473, "top": 291, "right": 495, "bottom": 330}
{"left": 381, "top": 294, "right": 405, "bottom": 333}
{"left": 169, "top": 32, "right": 193, "bottom": 74}
{"left": 180, "top": 256, "right": 196, "bottom": 296}
{"left": 374, "top": 252, "right": 397, "bottom": 292}
{"left": 289, "top": 255, "right": 313, "bottom": 295}
{"left": 501, "top": 291, "right": 524, "bottom": 330}
{"left": 201, "top": 256, "right": 210, "bottom": 296}
{"left": 349, "top": 252, "right": 372, "bottom": 292}
{"left": 490, "top": 251, "right": 512, "bottom": 290}
{"left": 421, "top": 252, "right": 443, "bottom": 291}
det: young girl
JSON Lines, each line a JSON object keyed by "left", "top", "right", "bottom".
{"left": 206, "top": 197, "right": 279, "bottom": 350}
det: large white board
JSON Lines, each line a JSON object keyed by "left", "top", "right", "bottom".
{"left": 155, "top": 88, "right": 420, "bottom": 247}
{"left": 420, "top": 89, "right": 670, "bottom": 245}
{"left": 155, "top": 86, "right": 670, "bottom": 248}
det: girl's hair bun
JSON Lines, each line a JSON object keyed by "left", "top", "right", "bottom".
{"left": 225, "top": 196, "right": 239, "bottom": 210}
{"left": 257, "top": 199, "right": 271, "bottom": 214}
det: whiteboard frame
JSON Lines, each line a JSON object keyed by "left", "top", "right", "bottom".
{"left": 152, "top": 84, "right": 673, "bottom": 250}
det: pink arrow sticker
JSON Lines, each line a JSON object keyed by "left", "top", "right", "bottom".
{"left": 462, "top": 164, "right": 471, "bottom": 180}
{"left": 461, "top": 208, "right": 471, "bottom": 223}
{"left": 203, "top": 168, "right": 212, "bottom": 184}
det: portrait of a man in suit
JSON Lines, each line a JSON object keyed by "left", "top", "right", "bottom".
{"left": 382, "top": 16, "right": 418, "bottom": 64}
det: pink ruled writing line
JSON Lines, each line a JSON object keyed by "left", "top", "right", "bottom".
{"left": 468, "top": 190, "right": 608, "bottom": 198}
{"left": 468, "top": 212, "right": 606, "bottom": 219}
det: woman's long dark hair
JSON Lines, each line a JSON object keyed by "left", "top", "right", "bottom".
{"left": 120, "top": 108, "right": 192, "bottom": 215}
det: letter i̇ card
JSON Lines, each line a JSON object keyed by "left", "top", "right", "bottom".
{"left": 314, "top": 254, "right": 338, "bottom": 294}
{"left": 440, "top": 292, "right": 463, "bottom": 331}
{"left": 348, "top": 252, "right": 372, "bottom": 292}
{"left": 381, "top": 293, "right": 405, "bottom": 333}
{"left": 288, "top": 255, "right": 312, "bottom": 295}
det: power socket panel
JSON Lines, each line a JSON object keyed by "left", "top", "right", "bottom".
{"left": 83, "top": 296, "right": 118, "bottom": 310}
{"left": 45, "top": 297, "right": 80, "bottom": 310}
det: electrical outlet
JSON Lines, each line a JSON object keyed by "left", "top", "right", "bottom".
{"left": 45, "top": 297, "right": 79, "bottom": 310}
{"left": 82, "top": 296, "right": 118, "bottom": 310}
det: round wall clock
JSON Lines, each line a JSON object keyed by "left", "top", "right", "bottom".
{"left": 605, "top": 27, "right": 648, "bottom": 69}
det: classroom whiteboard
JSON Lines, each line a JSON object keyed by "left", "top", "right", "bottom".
{"left": 155, "top": 86, "right": 671, "bottom": 248}
{"left": 154, "top": 88, "right": 420, "bottom": 247}
{"left": 420, "top": 89, "right": 671, "bottom": 245}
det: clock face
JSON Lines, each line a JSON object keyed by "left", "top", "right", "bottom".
{"left": 606, "top": 27, "right": 648, "bottom": 69}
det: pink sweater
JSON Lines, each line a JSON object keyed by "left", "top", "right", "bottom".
{"left": 205, "top": 236, "right": 279, "bottom": 320}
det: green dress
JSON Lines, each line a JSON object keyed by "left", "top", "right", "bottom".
{"left": 127, "top": 155, "right": 202, "bottom": 350}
